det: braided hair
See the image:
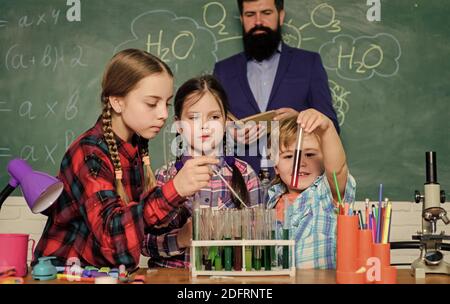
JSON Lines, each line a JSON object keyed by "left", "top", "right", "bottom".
{"left": 100, "top": 49, "right": 172, "bottom": 203}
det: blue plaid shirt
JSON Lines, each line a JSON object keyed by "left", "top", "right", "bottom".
{"left": 266, "top": 173, "right": 356, "bottom": 269}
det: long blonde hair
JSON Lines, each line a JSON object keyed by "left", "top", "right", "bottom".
{"left": 101, "top": 49, "right": 173, "bottom": 203}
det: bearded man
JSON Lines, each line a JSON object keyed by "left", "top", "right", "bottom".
{"left": 213, "top": 0, "right": 340, "bottom": 175}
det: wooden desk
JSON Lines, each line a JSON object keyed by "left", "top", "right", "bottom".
{"left": 22, "top": 268, "right": 450, "bottom": 284}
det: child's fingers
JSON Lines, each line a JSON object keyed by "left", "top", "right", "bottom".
{"left": 190, "top": 156, "right": 219, "bottom": 166}
{"left": 297, "top": 111, "right": 306, "bottom": 126}
{"left": 195, "top": 165, "right": 212, "bottom": 176}
{"left": 307, "top": 118, "right": 321, "bottom": 133}
{"left": 198, "top": 180, "right": 210, "bottom": 189}
{"left": 196, "top": 174, "right": 212, "bottom": 183}
{"left": 305, "top": 115, "right": 319, "bottom": 132}
{"left": 299, "top": 111, "right": 313, "bottom": 129}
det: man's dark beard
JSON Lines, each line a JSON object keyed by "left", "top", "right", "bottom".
{"left": 243, "top": 25, "right": 282, "bottom": 62}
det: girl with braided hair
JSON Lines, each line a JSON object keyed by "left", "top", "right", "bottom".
{"left": 33, "top": 49, "right": 218, "bottom": 269}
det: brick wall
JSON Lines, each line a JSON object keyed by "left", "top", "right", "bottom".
{"left": 1, "top": 196, "right": 449, "bottom": 269}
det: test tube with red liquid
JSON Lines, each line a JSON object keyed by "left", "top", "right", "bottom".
{"left": 290, "top": 127, "right": 304, "bottom": 188}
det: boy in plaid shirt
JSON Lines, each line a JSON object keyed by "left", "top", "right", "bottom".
{"left": 267, "top": 111, "right": 356, "bottom": 269}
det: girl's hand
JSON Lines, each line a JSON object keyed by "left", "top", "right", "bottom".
{"left": 173, "top": 156, "right": 218, "bottom": 197}
{"left": 176, "top": 218, "right": 192, "bottom": 249}
{"left": 296, "top": 109, "right": 332, "bottom": 134}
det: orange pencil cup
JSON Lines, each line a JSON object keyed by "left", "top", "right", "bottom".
{"left": 371, "top": 243, "right": 397, "bottom": 284}
{"left": 337, "top": 215, "right": 359, "bottom": 271}
{"left": 372, "top": 243, "right": 390, "bottom": 267}
{"left": 358, "top": 230, "right": 373, "bottom": 267}
{"left": 336, "top": 215, "right": 364, "bottom": 284}
{"left": 358, "top": 230, "right": 374, "bottom": 284}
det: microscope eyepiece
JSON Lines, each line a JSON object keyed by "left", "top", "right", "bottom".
{"left": 425, "top": 151, "right": 437, "bottom": 184}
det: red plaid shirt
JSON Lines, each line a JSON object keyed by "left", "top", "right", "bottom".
{"left": 33, "top": 117, "right": 184, "bottom": 269}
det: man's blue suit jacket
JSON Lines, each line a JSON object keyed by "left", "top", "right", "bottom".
{"left": 213, "top": 43, "right": 339, "bottom": 174}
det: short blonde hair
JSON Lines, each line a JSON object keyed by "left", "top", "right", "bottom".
{"left": 271, "top": 116, "right": 321, "bottom": 154}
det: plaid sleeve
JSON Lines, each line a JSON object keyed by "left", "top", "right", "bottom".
{"left": 142, "top": 163, "right": 187, "bottom": 258}
{"left": 142, "top": 203, "right": 190, "bottom": 258}
{"left": 69, "top": 148, "right": 184, "bottom": 266}
{"left": 342, "top": 173, "right": 356, "bottom": 204}
{"left": 142, "top": 229, "right": 186, "bottom": 258}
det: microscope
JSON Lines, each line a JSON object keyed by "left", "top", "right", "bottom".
{"left": 412, "top": 151, "right": 450, "bottom": 276}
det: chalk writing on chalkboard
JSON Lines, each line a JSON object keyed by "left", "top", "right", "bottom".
{"left": 0, "top": 18, "right": 8, "bottom": 28}
{"left": 115, "top": 10, "right": 218, "bottom": 77}
{"left": 1, "top": 0, "right": 447, "bottom": 201}
{"left": 11, "top": 89, "right": 79, "bottom": 121}
{"left": 329, "top": 80, "right": 351, "bottom": 127}
{"left": 17, "top": 10, "right": 61, "bottom": 28}
{"left": 4, "top": 44, "right": 87, "bottom": 71}
{"left": 319, "top": 33, "right": 401, "bottom": 81}
{"left": 203, "top": 1, "right": 344, "bottom": 48}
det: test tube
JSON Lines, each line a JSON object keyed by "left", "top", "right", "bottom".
{"left": 242, "top": 208, "right": 253, "bottom": 271}
{"left": 270, "top": 208, "right": 279, "bottom": 269}
{"left": 264, "top": 208, "right": 272, "bottom": 271}
{"left": 223, "top": 209, "right": 233, "bottom": 271}
{"left": 202, "top": 207, "right": 212, "bottom": 270}
{"left": 192, "top": 201, "right": 202, "bottom": 270}
{"left": 212, "top": 210, "right": 223, "bottom": 271}
{"left": 253, "top": 207, "right": 263, "bottom": 270}
{"left": 282, "top": 197, "right": 291, "bottom": 269}
{"left": 232, "top": 209, "right": 242, "bottom": 271}
{"left": 290, "top": 127, "right": 304, "bottom": 188}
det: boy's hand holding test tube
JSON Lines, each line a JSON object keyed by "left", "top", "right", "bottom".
{"left": 296, "top": 109, "right": 348, "bottom": 205}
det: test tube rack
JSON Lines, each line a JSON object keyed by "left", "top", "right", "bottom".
{"left": 190, "top": 239, "right": 296, "bottom": 277}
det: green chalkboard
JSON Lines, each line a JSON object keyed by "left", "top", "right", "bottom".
{"left": 1, "top": 0, "right": 449, "bottom": 201}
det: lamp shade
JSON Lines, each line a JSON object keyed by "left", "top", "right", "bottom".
{"left": 7, "top": 159, "right": 63, "bottom": 214}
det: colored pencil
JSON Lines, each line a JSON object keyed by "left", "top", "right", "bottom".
{"left": 365, "top": 199, "right": 369, "bottom": 230}
{"left": 382, "top": 200, "right": 392, "bottom": 244}
{"left": 333, "top": 171, "right": 343, "bottom": 208}
{"left": 358, "top": 210, "right": 364, "bottom": 230}
{"left": 378, "top": 203, "right": 384, "bottom": 243}
{"left": 371, "top": 215, "right": 376, "bottom": 242}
